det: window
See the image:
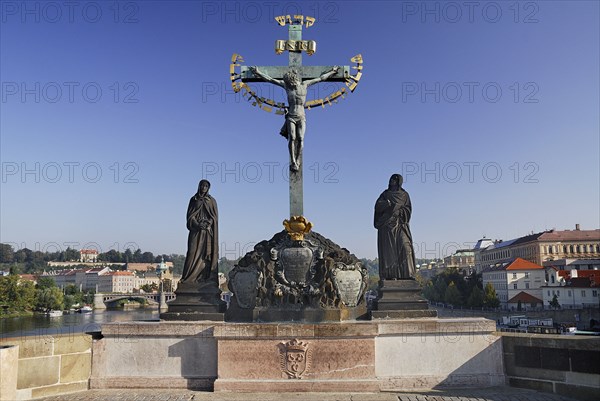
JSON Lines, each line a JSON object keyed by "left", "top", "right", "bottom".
{"left": 513, "top": 283, "right": 518, "bottom": 289}
{"left": 525, "top": 283, "right": 530, "bottom": 289}
{"left": 512, "top": 272, "right": 517, "bottom": 279}
{"left": 551, "top": 276, "right": 555, "bottom": 284}
{"left": 547, "top": 290, "right": 550, "bottom": 296}
{"left": 525, "top": 272, "right": 530, "bottom": 278}
{"left": 557, "top": 290, "right": 560, "bottom": 296}
{"left": 568, "top": 290, "right": 572, "bottom": 297}
{"left": 593, "top": 290, "right": 598, "bottom": 297}
{"left": 581, "top": 290, "right": 586, "bottom": 297}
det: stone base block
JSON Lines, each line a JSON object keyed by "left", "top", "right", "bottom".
{"left": 376, "top": 318, "right": 505, "bottom": 390}
{"left": 91, "top": 321, "right": 219, "bottom": 390}
{"left": 372, "top": 279, "right": 436, "bottom": 318}
{"left": 214, "top": 322, "right": 377, "bottom": 392}
{"left": 371, "top": 310, "right": 438, "bottom": 319}
{"left": 90, "top": 318, "right": 504, "bottom": 393}
{"left": 226, "top": 303, "right": 368, "bottom": 322}
{"left": 90, "top": 377, "right": 214, "bottom": 390}
{"left": 160, "top": 311, "right": 224, "bottom": 321}
{"left": 214, "top": 379, "right": 380, "bottom": 392}
{"left": 163, "top": 281, "right": 226, "bottom": 320}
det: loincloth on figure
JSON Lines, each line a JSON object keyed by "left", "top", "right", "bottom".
{"left": 279, "top": 114, "right": 306, "bottom": 138}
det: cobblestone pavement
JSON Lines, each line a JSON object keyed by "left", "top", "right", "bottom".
{"left": 35, "top": 387, "right": 579, "bottom": 401}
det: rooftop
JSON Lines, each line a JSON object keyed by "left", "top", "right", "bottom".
{"left": 505, "top": 258, "right": 544, "bottom": 271}
{"left": 508, "top": 291, "right": 543, "bottom": 304}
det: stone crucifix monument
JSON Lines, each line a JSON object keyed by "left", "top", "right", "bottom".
{"left": 227, "top": 15, "right": 367, "bottom": 322}
{"left": 230, "top": 15, "right": 363, "bottom": 220}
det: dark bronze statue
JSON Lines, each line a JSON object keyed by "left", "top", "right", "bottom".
{"left": 249, "top": 66, "right": 339, "bottom": 171}
{"left": 180, "top": 179, "right": 219, "bottom": 283}
{"left": 374, "top": 174, "right": 416, "bottom": 279}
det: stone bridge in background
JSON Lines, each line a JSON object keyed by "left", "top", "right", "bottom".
{"left": 93, "top": 292, "right": 176, "bottom": 309}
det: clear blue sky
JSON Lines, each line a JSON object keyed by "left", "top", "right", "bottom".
{"left": 1, "top": 1, "right": 599, "bottom": 260}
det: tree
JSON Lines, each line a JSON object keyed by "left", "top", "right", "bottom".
{"left": 483, "top": 282, "right": 500, "bottom": 308}
{"left": 63, "top": 294, "right": 76, "bottom": 310}
{"left": 218, "top": 257, "right": 235, "bottom": 276}
{"left": 35, "top": 287, "right": 64, "bottom": 311}
{"left": 467, "top": 286, "right": 484, "bottom": 307}
{"left": 0, "top": 275, "right": 35, "bottom": 315}
{"left": 433, "top": 277, "right": 447, "bottom": 302}
{"left": 141, "top": 252, "right": 155, "bottom": 263}
{"left": 422, "top": 281, "right": 439, "bottom": 302}
{"left": 140, "top": 283, "right": 158, "bottom": 293}
{"left": 99, "top": 249, "right": 122, "bottom": 263}
{"left": 444, "top": 281, "right": 463, "bottom": 306}
{"left": 64, "top": 247, "right": 80, "bottom": 262}
{"left": 36, "top": 277, "right": 57, "bottom": 290}
{"left": 124, "top": 248, "right": 133, "bottom": 263}
{"left": 549, "top": 294, "right": 560, "bottom": 309}
{"left": 0, "top": 243, "right": 14, "bottom": 263}
{"left": 171, "top": 254, "right": 185, "bottom": 275}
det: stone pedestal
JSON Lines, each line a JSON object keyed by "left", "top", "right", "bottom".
{"left": 226, "top": 301, "right": 368, "bottom": 322}
{"left": 90, "top": 318, "right": 504, "bottom": 391}
{"left": 90, "top": 321, "right": 218, "bottom": 390}
{"left": 371, "top": 279, "right": 437, "bottom": 319}
{"left": 161, "top": 281, "right": 225, "bottom": 321}
{"left": 93, "top": 293, "right": 106, "bottom": 310}
{"left": 213, "top": 322, "right": 379, "bottom": 392}
{"left": 158, "top": 292, "right": 168, "bottom": 312}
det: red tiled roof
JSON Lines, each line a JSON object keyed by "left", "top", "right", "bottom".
{"left": 109, "top": 271, "right": 133, "bottom": 276}
{"left": 505, "top": 258, "right": 544, "bottom": 270}
{"left": 556, "top": 270, "right": 600, "bottom": 283}
{"left": 567, "top": 277, "right": 594, "bottom": 288}
{"left": 80, "top": 249, "right": 98, "bottom": 254}
{"left": 18, "top": 274, "right": 37, "bottom": 281}
{"left": 508, "top": 291, "right": 543, "bottom": 304}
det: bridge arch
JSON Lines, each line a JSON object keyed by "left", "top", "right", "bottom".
{"left": 93, "top": 292, "right": 175, "bottom": 309}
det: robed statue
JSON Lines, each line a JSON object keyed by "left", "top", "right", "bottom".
{"left": 180, "top": 179, "right": 219, "bottom": 283}
{"left": 374, "top": 174, "right": 416, "bottom": 279}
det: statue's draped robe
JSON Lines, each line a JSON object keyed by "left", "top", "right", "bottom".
{"left": 374, "top": 188, "right": 416, "bottom": 279}
{"left": 181, "top": 193, "right": 219, "bottom": 283}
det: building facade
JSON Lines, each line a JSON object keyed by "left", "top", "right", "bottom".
{"left": 442, "top": 249, "right": 475, "bottom": 275}
{"left": 79, "top": 249, "right": 99, "bottom": 263}
{"left": 542, "top": 268, "right": 600, "bottom": 309}
{"left": 477, "top": 226, "right": 600, "bottom": 273}
{"left": 482, "top": 257, "right": 546, "bottom": 310}
{"left": 97, "top": 271, "right": 136, "bottom": 293}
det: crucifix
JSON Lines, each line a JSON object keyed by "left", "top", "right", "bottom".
{"left": 230, "top": 15, "right": 363, "bottom": 223}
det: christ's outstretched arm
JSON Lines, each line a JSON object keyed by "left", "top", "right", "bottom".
{"left": 304, "top": 66, "right": 340, "bottom": 86}
{"left": 249, "top": 67, "right": 285, "bottom": 88}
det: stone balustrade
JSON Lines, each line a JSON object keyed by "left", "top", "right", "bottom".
{"left": 0, "top": 333, "right": 92, "bottom": 399}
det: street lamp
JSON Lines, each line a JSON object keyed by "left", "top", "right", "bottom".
{"left": 156, "top": 257, "right": 168, "bottom": 312}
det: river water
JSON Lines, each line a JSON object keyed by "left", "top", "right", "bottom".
{"left": 0, "top": 308, "right": 160, "bottom": 339}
